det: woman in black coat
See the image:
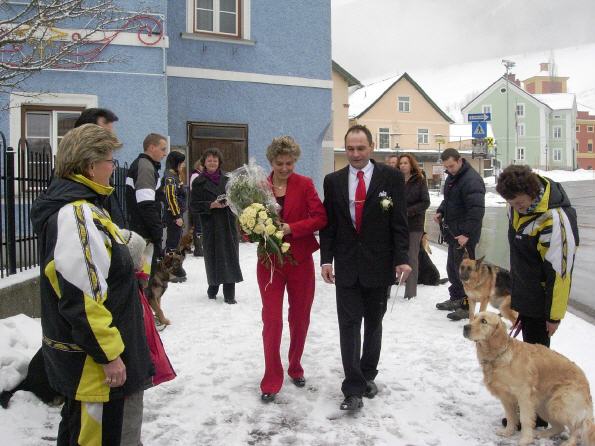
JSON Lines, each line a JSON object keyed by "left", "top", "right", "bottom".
{"left": 398, "top": 154, "right": 430, "bottom": 299}
{"left": 190, "top": 148, "right": 243, "bottom": 304}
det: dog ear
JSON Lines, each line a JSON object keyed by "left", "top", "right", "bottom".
{"left": 463, "top": 250, "right": 470, "bottom": 259}
{"left": 475, "top": 256, "right": 485, "bottom": 269}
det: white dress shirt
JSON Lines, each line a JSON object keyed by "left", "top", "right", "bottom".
{"left": 348, "top": 161, "right": 374, "bottom": 226}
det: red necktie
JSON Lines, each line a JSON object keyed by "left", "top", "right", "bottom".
{"left": 355, "top": 170, "right": 366, "bottom": 233}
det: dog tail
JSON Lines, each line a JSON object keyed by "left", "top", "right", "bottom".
{"left": 582, "top": 418, "right": 595, "bottom": 446}
{"left": 0, "top": 390, "right": 14, "bottom": 409}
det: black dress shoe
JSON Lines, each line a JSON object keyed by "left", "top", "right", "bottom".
{"left": 261, "top": 393, "right": 276, "bottom": 403}
{"left": 291, "top": 377, "right": 306, "bottom": 388}
{"left": 364, "top": 380, "right": 378, "bottom": 398}
{"left": 224, "top": 297, "right": 237, "bottom": 304}
{"left": 340, "top": 395, "right": 363, "bottom": 411}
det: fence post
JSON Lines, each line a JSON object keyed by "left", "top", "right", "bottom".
{"left": 5, "top": 146, "right": 17, "bottom": 274}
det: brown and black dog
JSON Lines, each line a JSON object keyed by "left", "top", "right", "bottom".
{"left": 147, "top": 251, "right": 184, "bottom": 326}
{"left": 178, "top": 230, "right": 194, "bottom": 255}
{"left": 459, "top": 254, "right": 518, "bottom": 324}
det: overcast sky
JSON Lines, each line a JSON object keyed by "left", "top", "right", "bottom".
{"left": 331, "top": 0, "right": 595, "bottom": 83}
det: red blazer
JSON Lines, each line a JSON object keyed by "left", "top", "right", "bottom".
{"left": 269, "top": 172, "right": 327, "bottom": 263}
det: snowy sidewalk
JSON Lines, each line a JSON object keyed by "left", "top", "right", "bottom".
{"left": 1, "top": 244, "right": 594, "bottom": 445}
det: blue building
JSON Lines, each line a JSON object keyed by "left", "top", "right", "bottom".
{"left": 0, "top": 0, "right": 332, "bottom": 184}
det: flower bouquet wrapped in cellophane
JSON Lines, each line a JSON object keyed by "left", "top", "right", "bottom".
{"left": 226, "top": 159, "right": 292, "bottom": 267}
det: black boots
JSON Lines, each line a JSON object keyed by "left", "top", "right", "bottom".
{"left": 193, "top": 235, "right": 203, "bottom": 257}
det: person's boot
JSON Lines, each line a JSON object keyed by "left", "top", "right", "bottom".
{"left": 170, "top": 265, "right": 187, "bottom": 283}
{"left": 447, "top": 306, "right": 469, "bottom": 320}
{"left": 193, "top": 235, "right": 203, "bottom": 257}
{"left": 436, "top": 298, "right": 464, "bottom": 311}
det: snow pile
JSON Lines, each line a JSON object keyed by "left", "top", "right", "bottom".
{"left": 1, "top": 245, "right": 594, "bottom": 445}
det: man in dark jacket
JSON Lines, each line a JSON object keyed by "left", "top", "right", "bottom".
{"left": 126, "top": 133, "right": 168, "bottom": 270}
{"left": 433, "top": 148, "right": 485, "bottom": 320}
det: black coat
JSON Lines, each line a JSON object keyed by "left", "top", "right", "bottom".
{"left": 190, "top": 173, "right": 243, "bottom": 286}
{"left": 437, "top": 159, "right": 485, "bottom": 245}
{"left": 320, "top": 161, "right": 409, "bottom": 288}
{"left": 404, "top": 173, "right": 430, "bottom": 232}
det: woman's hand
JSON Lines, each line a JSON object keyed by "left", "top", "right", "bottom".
{"left": 280, "top": 223, "right": 292, "bottom": 235}
{"left": 102, "top": 356, "right": 126, "bottom": 387}
{"left": 210, "top": 200, "right": 225, "bottom": 209}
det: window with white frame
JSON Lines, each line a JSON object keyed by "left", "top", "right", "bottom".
{"left": 194, "top": 0, "right": 240, "bottom": 36}
{"left": 588, "top": 125, "right": 594, "bottom": 132}
{"left": 378, "top": 128, "right": 390, "bottom": 149}
{"left": 576, "top": 125, "right": 580, "bottom": 132}
{"left": 398, "top": 96, "right": 410, "bottom": 113}
{"left": 482, "top": 104, "right": 492, "bottom": 116}
{"left": 588, "top": 142, "right": 593, "bottom": 152}
{"left": 553, "top": 149, "right": 562, "bottom": 161}
{"left": 417, "top": 128, "right": 429, "bottom": 144}
{"left": 516, "top": 147, "right": 525, "bottom": 161}
{"left": 516, "top": 103, "right": 525, "bottom": 117}
{"left": 517, "top": 123, "right": 525, "bottom": 137}
{"left": 553, "top": 126, "right": 562, "bottom": 139}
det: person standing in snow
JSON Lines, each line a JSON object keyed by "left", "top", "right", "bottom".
{"left": 320, "top": 124, "right": 411, "bottom": 411}
{"left": 30, "top": 124, "right": 153, "bottom": 445}
{"left": 433, "top": 148, "right": 485, "bottom": 321}
{"left": 189, "top": 160, "right": 204, "bottom": 256}
{"left": 257, "top": 136, "right": 327, "bottom": 403}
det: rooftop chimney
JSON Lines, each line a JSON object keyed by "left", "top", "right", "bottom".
{"left": 540, "top": 62, "right": 550, "bottom": 72}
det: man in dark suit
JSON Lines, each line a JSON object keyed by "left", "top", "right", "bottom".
{"left": 320, "top": 125, "right": 411, "bottom": 411}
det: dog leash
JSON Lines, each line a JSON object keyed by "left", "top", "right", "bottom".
{"left": 509, "top": 318, "right": 522, "bottom": 338}
{"left": 389, "top": 272, "right": 405, "bottom": 313}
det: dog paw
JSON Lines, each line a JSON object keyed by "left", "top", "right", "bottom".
{"left": 518, "top": 435, "right": 534, "bottom": 446}
{"left": 496, "top": 427, "right": 515, "bottom": 437}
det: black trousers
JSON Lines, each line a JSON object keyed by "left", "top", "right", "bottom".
{"left": 519, "top": 314, "right": 550, "bottom": 347}
{"left": 57, "top": 397, "right": 124, "bottom": 446}
{"left": 208, "top": 283, "right": 235, "bottom": 299}
{"left": 336, "top": 281, "right": 388, "bottom": 397}
{"left": 165, "top": 217, "right": 183, "bottom": 253}
{"left": 446, "top": 242, "right": 476, "bottom": 300}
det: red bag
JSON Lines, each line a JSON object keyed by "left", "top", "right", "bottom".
{"left": 136, "top": 272, "right": 176, "bottom": 386}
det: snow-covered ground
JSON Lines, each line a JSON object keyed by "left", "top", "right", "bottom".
{"left": 1, "top": 244, "right": 594, "bottom": 445}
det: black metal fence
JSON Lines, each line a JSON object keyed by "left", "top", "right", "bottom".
{"left": 1, "top": 131, "right": 129, "bottom": 278}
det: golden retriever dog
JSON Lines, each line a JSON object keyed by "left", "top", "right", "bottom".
{"left": 459, "top": 254, "right": 518, "bottom": 324}
{"left": 464, "top": 311, "right": 595, "bottom": 446}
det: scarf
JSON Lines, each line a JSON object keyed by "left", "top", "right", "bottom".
{"left": 202, "top": 168, "right": 221, "bottom": 185}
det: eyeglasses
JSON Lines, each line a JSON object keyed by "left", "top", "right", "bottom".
{"left": 101, "top": 159, "right": 117, "bottom": 167}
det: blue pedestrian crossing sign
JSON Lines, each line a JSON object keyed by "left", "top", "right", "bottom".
{"left": 472, "top": 121, "right": 487, "bottom": 139}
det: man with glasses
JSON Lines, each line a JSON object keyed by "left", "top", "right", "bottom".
{"left": 433, "top": 148, "right": 485, "bottom": 320}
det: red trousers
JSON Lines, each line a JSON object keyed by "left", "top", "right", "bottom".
{"left": 257, "top": 256, "right": 315, "bottom": 394}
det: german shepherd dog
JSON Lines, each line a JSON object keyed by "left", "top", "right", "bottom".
{"left": 147, "top": 251, "right": 184, "bottom": 326}
{"left": 459, "top": 253, "right": 518, "bottom": 324}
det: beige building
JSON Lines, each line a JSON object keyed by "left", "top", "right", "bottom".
{"left": 335, "top": 72, "right": 453, "bottom": 171}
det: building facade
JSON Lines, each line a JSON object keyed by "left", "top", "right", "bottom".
{"left": 576, "top": 109, "right": 595, "bottom": 169}
{"left": 1, "top": 0, "right": 332, "bottom": 186}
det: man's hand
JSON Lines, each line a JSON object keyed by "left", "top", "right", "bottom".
{"left": 433, "top": 212, "right": 442, "bottom": 225}
{"left": 175, "top": 218, "right": 183, "bottom": 227}
{"left": 546, "top": 320, "right": 560, "bottom": 337}
{"left": 102, "top": 356, "right": 126, "bottom": 387}
{"left": 454, "top": 234, "right": 469, "bottom": 247}
{"left": 321, "top": 264, "right": 335, "bottom": 284}
{"left": 395, "top": 264, "right": 412, "bottom": 283}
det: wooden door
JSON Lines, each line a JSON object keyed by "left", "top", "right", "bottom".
{"left": 187, "top": 123, "right": 248, "bottom": 174}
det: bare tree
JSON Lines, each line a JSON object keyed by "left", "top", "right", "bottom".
{"left": 0, "top": 1, "right": 161, "bottom": 95}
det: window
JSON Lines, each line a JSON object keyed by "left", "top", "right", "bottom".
{"left": 398, "top": 96, "right": 410, "bottom": 113}
{"left": 589, "top": 142, "right": 593, "bottom": 152}
{"left": 553, "top": 126, "right": 562, "bottom": 139}
{"left": 516, "top": 103, "right": 525, "bottom": 117}
{"left": 553, "top": 149, "right": 562, "bottom": 161}
{"left": 482, "top": 105, "right": 492, "bottom": 116}
{"left": 553, "top": 114, "right": 561, "bottom": 119}
{"left": 517, "top": 123, "right": 525, "bottom": 137}
{"left": 378, "top": 128, "right": 390, "bottom": 149}
{"left": 22, "top": 107, "right": 81, "bottom": 178}
{"left": 588, "top": 125, "right": 594, "bottom": 132}
{"left": 417, "top": 128, "right": 429, "bottom": 144}
{"left": 516, "top": 147, "right": 525, "bottom": 161}
{"left": 576, "top": 125, "right": 580, "bottom": 132}
{"left": 195, "top": 0, "right": 239, "bottom": 36}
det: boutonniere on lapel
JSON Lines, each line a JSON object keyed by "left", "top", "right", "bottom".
{"left": 379, "top": 191, "right": 393, "bottom": 211}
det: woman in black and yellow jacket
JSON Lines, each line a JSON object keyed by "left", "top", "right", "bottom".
{"left": 496, "top": 165, "right": 579, "bottom": 347}
{"left": 30, "top": 124, "right": 153, "bottom": 445}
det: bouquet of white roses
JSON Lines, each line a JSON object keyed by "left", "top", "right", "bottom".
{"left": 226, "top": 160, "right": 292, "bottom": 267}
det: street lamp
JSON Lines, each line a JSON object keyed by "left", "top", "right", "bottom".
{"left": 434, "top": 134, "right": 445, "bottom": 161}
{"left": 502, "top": 59, "right": 515, "bottom": 167}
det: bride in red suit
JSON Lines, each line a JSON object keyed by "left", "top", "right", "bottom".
{"left": 257, "top": 136, "right": 327, "bottom": 403}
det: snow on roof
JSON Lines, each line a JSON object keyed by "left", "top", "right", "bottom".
{"left": 448, "top": 123, "right": 494, "bottom": 142}
{"left": 348, "top": 74, "right": 401, "bottom": 118}
{"left": 533, "top": 93, "right": 575, "bottom": 110}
